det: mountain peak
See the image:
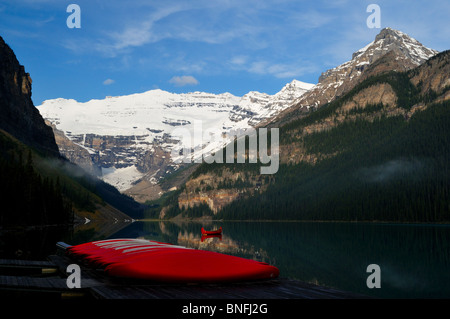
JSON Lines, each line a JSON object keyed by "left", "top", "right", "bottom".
{"left": 375, "top": 27, "right": 405, "bottom": 40}
{"left": 351, "top": 27, "right": 438, "bottom": 65}
{"left": 313, "top": 27, "right": 439, "bottom": 96}
{"left": 374, "top": 27, "right": 420, "bottom": 43}
{"left": 284, "top": 79, "right": 316, "bottom": 91}
{"left": 265, "top": 28, "right": 439, "bottom": 128}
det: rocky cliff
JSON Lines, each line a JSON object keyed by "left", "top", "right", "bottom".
{"left": 0, "top": 36, "right": 59, "bottom": 156}
{"left": 45, "top": 120, "right": 101, "bottom": 175}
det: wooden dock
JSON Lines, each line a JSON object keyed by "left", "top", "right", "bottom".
{"left": 0, "top": 252, "right": 369, "bottom": 300}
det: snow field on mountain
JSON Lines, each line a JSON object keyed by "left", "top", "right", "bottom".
{"left": 37, "top": 80, "right": 314, "bottom": 191}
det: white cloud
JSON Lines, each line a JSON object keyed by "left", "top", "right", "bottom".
{"left": 91, "top": 4, "right": 187, "bottom": 56}
{"left": 169, "top": 75, "right": 199, "bottom": 87}
{"left": 230, "top": 55, "right": 248, "bottom": 66}
{"left": 245, "top": 60, "right": 317, "bottom": 79}
{"left": 291, "top": 10, "right": 336, "bottom": 29}
{"left": 90, "top": 2, "right": 268, "bottom": 57}
{"left": 103, "top": 78, "right": 115, "bottom": 85}
{"left": 109, "top": 24, "right": 155, "bottom": 50}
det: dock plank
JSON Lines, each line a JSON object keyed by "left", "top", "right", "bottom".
{"left": 88, "top": 278, "right": 366, "bottom": 299}
{"left": 0, "top": 259, "right": 55, "bottom": 268}
{"left": 0, "top": 275, "right": 63, "bottom": 290}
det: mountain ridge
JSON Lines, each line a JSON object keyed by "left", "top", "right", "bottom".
{"left": 0, "top": 36, "right": 59, "bottom": 157}
{"left": 263, "top": 27, "right": 439, "bottom": 129}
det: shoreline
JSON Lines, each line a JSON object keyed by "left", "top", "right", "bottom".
{"left": 136, "top": 217, "right": 450, "bottom": 225}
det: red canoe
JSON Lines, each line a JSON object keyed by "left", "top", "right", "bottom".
{"left": 66, "top": 238, "right": 279, "bottom": 283}
{"left": 201, "top": 226, "right": 222, "bottom": 235}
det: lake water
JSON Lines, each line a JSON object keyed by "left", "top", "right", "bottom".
{"left": 111, "top": 221, "right": 450, "bottom": 298}
{"left": 2, "top": 221, "right": 449, "bottom": 298}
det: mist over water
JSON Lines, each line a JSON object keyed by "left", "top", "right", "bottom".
{"left": 356, "top": 158, "right": 425, "bottom": 183}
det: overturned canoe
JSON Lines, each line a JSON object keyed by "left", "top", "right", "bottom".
{"left": 66, "top": 238, "right": 279, "bottom": 283}
{"left": 201, "top": 226, "right": 222, "bottom": 235}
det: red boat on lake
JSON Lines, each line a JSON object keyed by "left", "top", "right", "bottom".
{"left": 201, "top": 226, "right": 222, "bottom": 235}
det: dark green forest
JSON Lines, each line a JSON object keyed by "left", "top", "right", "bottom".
{"left": 0, "top": 130, "right": 146, "bottom": 226}
{"left": 0, "top": 131, "right": 73, "bottom": 226}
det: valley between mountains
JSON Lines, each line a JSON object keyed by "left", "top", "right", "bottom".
{"left": 36, "top": 27, "right": 450, "bottom": 222}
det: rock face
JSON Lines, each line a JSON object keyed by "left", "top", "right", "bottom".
{"left": 266, "top": 28, "right": 439, "bottom": 128}
{"left": 409, "top": 50, "right": 450, "bottom": 97}
{"left": 0, "top": 36, "right": 59, "bottom": 156}
{"left": 340, "top": 83, "right": 397, "bottom": 113}
{"left": 46, "top": 120, "right": 100, "bottom": 175}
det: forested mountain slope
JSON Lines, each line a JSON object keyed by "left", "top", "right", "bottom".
{"left": 157, "top": 50, "right": 450, "bottom": 222}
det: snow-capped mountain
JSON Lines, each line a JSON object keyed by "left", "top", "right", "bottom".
{"left": 318, "top": 27, "right": 438, "bottom": 86}
{"left": 241, "top": 80, "right": 315, "bottom": 125}
{"left": 351, "top": 27, "right": 438, "bottom": 65}
{"left": 266, "top": 27, "right": 439, "bottom": 127}
{"left": 37, "top": 80, "right": 313, "bottom": 198}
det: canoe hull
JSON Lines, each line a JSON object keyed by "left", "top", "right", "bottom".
{"left": 67, "top": 238, "right": 279, "bottom": 283}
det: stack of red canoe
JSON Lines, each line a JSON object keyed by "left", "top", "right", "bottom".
{"left": 66, "top": 238, "right": 279, "bottom": 283}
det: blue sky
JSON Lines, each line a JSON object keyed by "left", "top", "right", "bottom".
{"left": 0, "top": 0, "right": 449, "bottom": 105}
